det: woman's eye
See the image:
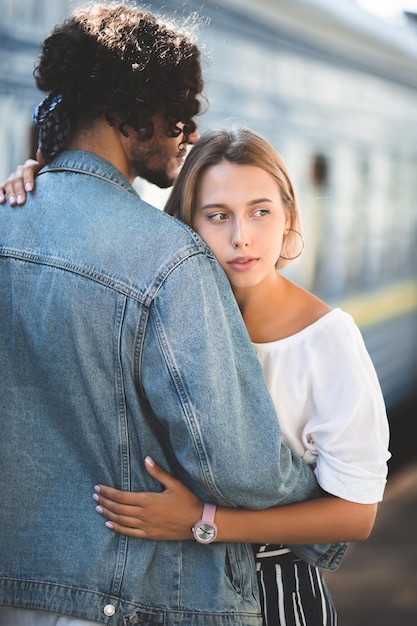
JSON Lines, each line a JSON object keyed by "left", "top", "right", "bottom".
{"left": 253, "top": 208, "right": 270, "bottom": 217}
{"left": 208, "top": 212, "right": 228, "bottom": 222}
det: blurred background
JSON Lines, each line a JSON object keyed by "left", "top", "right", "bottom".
{"left": 1, "top": 0, "right": 417, "bottom": 622}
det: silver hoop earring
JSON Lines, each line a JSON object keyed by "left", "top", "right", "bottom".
{"left": 279, "top": 229, "right": 304, "bottom": 260}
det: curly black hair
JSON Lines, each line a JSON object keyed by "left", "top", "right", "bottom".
{"left": 34, "top": 2, "right": 205, "bottom": 143}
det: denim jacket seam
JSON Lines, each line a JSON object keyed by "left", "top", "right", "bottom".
{"left": 38, "top": 157, "right": 138, "bottom": 197}
{"left": 111, "top": 295, "right": 131, "bottom": 597}
{"left": 0, "top": 247, "right": 151, "bottom": 304}
{"left": 147, "top": 296, "right": 229, "bottom": 505}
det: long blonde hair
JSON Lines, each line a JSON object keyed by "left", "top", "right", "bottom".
{"left": 164, "top": 127, "right": 303, "bottom": 269}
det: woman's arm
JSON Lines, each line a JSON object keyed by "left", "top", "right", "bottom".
{"left": 0, "top": 151, "right": 43, "bottom": 205}
{"left": 94, "top": 456, "right": 377, "bottom": 544}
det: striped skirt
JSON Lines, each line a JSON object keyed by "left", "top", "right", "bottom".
{"left": 255, "top": 545, "right": 337, "bottom": 626}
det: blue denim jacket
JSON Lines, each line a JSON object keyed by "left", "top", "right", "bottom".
{"left": 0, "top": 151, "right": 345, "bottom": 625}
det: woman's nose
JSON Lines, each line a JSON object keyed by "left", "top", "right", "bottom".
{"left": 232, "top": 221, "right": 249, "bottom": 248}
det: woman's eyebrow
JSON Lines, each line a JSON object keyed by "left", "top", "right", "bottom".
{"left": 199, "top": 198, "right": 273, "bottom": 211}
{"left": 198, "top": 203, "right": 228, "bottom": 211}
{"left": 248, "top": 197, "right": 273, "bottom": 205}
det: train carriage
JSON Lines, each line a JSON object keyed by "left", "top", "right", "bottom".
{"left": 143, "top": 0, "right": 417, "bottom": 416}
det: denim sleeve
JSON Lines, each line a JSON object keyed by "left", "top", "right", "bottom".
{"left": 288, "top": 542, "right": 348, "bottom": 571}
{"left": 140, "top": 250, "right": 324, "bottom": 509}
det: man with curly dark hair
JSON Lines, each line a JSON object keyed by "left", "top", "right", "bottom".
{"left": 31, "top": 2, "right": 203, "bottom": 185}
{"left": 0, "top": 3, "right": 323, "bottom": 625}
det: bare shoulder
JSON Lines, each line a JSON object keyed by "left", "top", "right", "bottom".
{"left": 247, "top": 278, "right": 331, "bottom": 343}
{"left": 277, "top": 279, "right": 331, "bottom": 339}
{"left": 293, "top": 282, "right": 331, "bottom": 327}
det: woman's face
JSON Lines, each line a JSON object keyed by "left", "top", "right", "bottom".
{"left": 193, "top": 161, "right": 290, "bottom": 291}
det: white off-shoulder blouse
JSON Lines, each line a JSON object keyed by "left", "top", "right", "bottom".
{"left": 252, "top": 308, "right": 390, "bottom": 504}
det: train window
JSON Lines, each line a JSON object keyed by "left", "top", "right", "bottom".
{"left": 301, "top": 152, "right": 333, "bottom": 297}
{"left": 311, "top": 154, "right": 328, "bottom": 187}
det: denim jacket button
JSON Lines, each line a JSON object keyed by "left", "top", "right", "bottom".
{"left": 103, "top": 604, "right": 116, "bottom": 616}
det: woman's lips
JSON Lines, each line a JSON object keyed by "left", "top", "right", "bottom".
{"left": 227, "top": 256, "right": 258, "bottom": 271}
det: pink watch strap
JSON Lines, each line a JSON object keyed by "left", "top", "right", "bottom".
{"left": 202, "top": 502, "right": 216, "bottom": 523}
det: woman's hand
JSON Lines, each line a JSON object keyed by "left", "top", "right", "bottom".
{"left": 0, "top": 150, "right": 43, "bottom": 206}
{"left": 93, "top": 456, "right": 204, "bottom": 540}
{"left": 93, "top": 457, "right": 378, "bottom": 544}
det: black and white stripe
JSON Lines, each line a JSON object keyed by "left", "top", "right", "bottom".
{"left": 255, "top": 545, "right": 337, "bottom": 626}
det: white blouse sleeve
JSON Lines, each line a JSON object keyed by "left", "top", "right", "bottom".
{"left": 301, "top": 311, "right": 390, "bottom": 503}
{"left": 253, "top": 309, "right": 390, "bottom": 504}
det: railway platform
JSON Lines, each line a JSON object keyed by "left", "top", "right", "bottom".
{"left": 324, "top": 459, "right": 417, "bottom": 625}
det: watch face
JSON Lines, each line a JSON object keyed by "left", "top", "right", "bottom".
{"left": 194, "top": 522, "right": 216, "bottom": 543}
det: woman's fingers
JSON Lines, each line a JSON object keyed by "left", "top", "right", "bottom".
{"left": 93, "top": 458, "right": 203, "bottom": 540}
{"left": 0, "top": 167, "right": 25, "bottom": 205}
{"left": 144, "top": 456, "right": 187, "bottom": 492}
{"left": 94, "top": 483, "right": 145, "bottom": 506}
{"left": 0, "top": 159, "right": 41, "bottom": 205}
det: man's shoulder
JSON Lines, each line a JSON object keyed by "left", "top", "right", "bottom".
{"left": 116, "top": 190, "right": 211, "bottom": 258}
{"left": 41, "top": 152, "right": 208, "bottom": 250}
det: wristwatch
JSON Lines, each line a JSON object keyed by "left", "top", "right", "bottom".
{"left": 192, "top": 503, "right": 217, "bottom": 544}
